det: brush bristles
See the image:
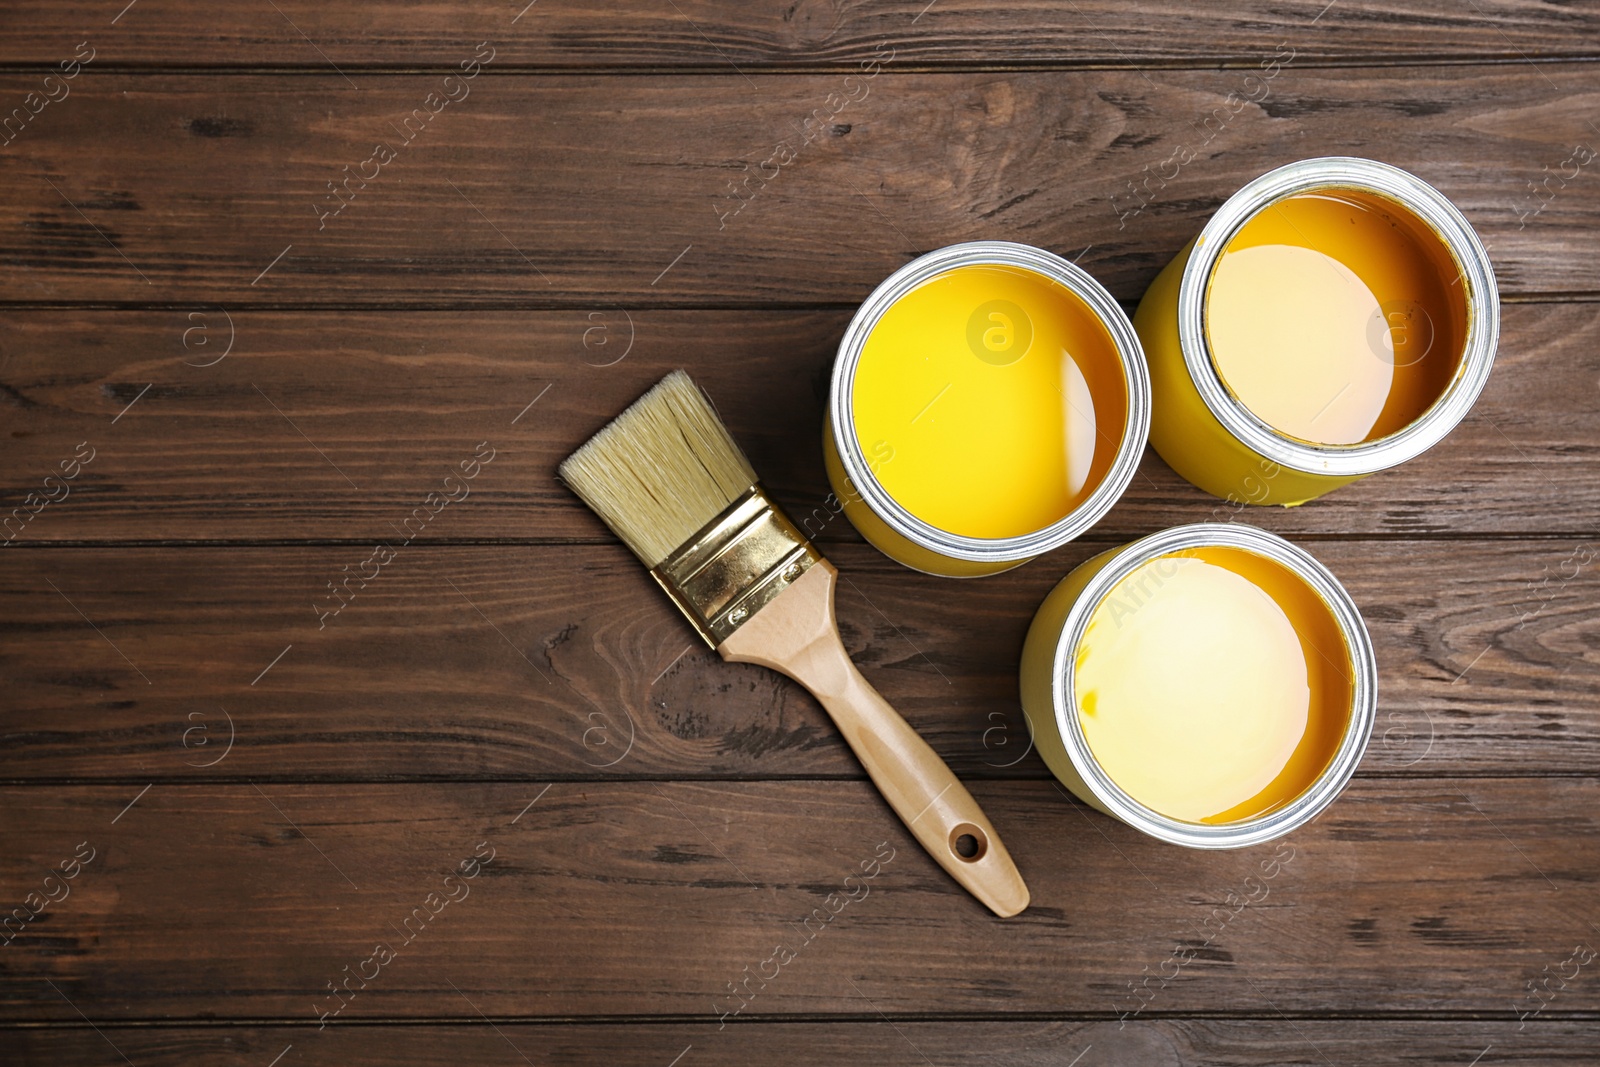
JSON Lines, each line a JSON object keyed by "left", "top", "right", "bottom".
{"left": 559, "top": 370, "right": 758, "bottom": 568}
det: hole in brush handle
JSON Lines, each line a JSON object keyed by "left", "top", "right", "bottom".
{"left": 949, "top": 823, "right": 988, "bottom": 863}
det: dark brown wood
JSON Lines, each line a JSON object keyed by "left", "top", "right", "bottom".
{"left": 1, "top": 304, "right": 1596, "bottom": 545}
{"left": 0, "top": 779, "right": 1594, "bottom": 1019}
{"left": 1, "top": 540, "right": 1594, "bottom": 781}
{"left": 4, "top": 1, "right": 1597, "bottom": 1059}
{"left": 6, "top": 1020, "right": 1600, "bottom": 1067}
{"left": 2, "top": 2, "right": 1596, "bottom": 69}
{"left": 0, "top": 68, "right": 1596, "bottom": 305}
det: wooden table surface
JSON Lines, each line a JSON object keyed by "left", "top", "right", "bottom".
{"left": 3, "top": 3, "right": 1597, "bottom": 1064}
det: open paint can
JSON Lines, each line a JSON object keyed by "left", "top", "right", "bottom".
{"left": 1019, "top": 523, "right": 1375, "bottom": 847}
{"left": 1133, "top": 157, "right": 1499, "bottom": 506}
{"left": 826, "top": 241, "right": 1150, "bottom": 577}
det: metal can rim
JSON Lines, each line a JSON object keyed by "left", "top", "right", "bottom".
{"left": 1175, "top": 156, "right": 1499, "bottom": 476}
{"left": 829, "top": 241, "right": 1152, "bottom": 564}
{"left": 1047, "top": 522, "right": 1378, "bottom": 848}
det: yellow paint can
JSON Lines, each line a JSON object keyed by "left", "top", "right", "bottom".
{"left": 1133, "top": 157, "right": 1499, "bottom": 507}
{"left": 1020, "top": 523, "right": 1376, "bottom": 847}
{"left": 826, "top": 242, "right": 1150, "bottom": 577}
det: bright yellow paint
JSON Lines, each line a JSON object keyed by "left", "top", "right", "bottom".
{"left": 850, "top": 264, "right": 1126, "bottom": 539}
{"left": 1073, "top": 547, "right": 1352, "bottom": 824}
{"left": 821, "top": 423, "right": 1022, "bottom": 577}
{"left": 1204, "top": 190, "right": 1464, "bottom": 445}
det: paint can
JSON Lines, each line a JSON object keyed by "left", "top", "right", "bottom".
{"left": 825, "top": 241, "right": 1150, "bottom": 577}
{"left": 1133, "top": 157, "right": 1498, "bottom": 506}
{"left": 1019, "top": 522, "right": 1376, "bottom": 847}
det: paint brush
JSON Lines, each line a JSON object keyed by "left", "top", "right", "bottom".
{"left": 560, "top": 371, "right": 1029, "bottom": 917}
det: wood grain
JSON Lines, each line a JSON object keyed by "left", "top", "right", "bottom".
{"left": 0, "top": 68, "right": 1595, "bottom": 305}
{"left": 1, "top": 304, "right": 1596, "bottom": 544}
{"left": 1, "top": 540, "right": 1593, "bottom": 781}
{"left": 2, "top": 2, "right": 1596, "bottom": 69}
{"left": 6, "top": 1020, "right": 1600, "bottom": 1067}
{"left": 0, "top": 779, "right": 1593, "bottom": 1019}
{"left": 4, "top": 0, "right": 1597, "bottom": 1057}
{"left": 719, "top": 560, "right": 1032, "bottom": 917}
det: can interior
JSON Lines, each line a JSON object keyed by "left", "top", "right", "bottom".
{"left": 847, "top": 261, "right": 1130, "bottom": 541}
{"left": 1066, "top": 542, "right": 1357, "bottom": 830}
{"left": 1200, "top": 185, "right": 1470, "bottom": 449}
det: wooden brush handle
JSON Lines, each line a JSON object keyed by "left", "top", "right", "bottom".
{"left": 718, "top": 561, "right": 1030, "bottom": 918}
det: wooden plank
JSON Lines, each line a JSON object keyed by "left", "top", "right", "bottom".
{"left": 2, "top": 2, "right": 1596, "bottom": 69}
{"left": 6, "top": 1019, "right": 1600, "bottom": 1067}
{"left": 0, "top": 779, "right": 1593, "bottom": 1019}
{"left": 1, "top": 540, "right": 1594, "bottom": 781}
{"left": 0, "top": 305, "right": 1595, "bottom": 544}
{"left": 0, "top": 68, "right": 1595, "bottom": 304}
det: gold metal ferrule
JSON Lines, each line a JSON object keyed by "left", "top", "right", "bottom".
{"left": 650, "top": 485, "right": 823, "bottom": 647}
